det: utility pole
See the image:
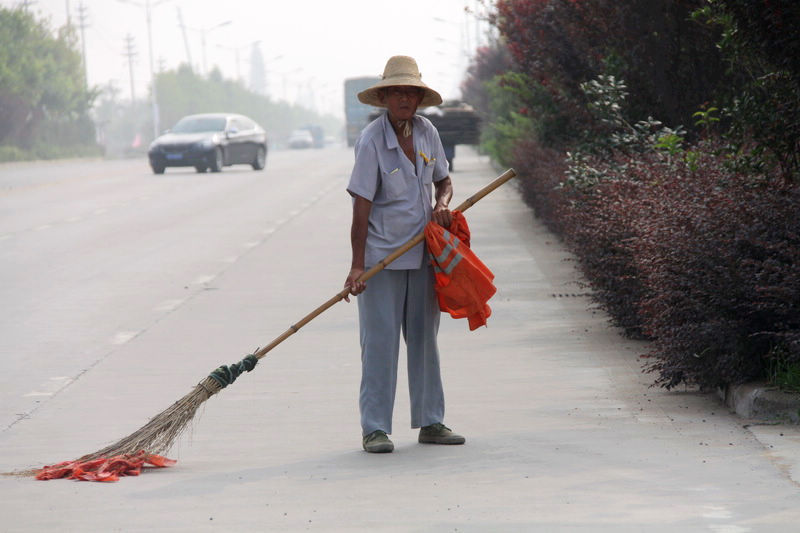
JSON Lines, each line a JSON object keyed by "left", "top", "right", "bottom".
{"left": 473, "top": 0, "right": 481, "bottom": 49}
{"left": 200, "top": 21, "right": 231, "bottom": 75}
{"left": 123, "top": 34, "right": 137, "bottom": 102}
{"left": 76, "top": 2, "right": 89, "bottom": 88}
{"left": 176, "top": 6, "right": 192, "bottom": 70}
{"left": 117, "top": 0, "right": 170, "bottom": 139}
{"left": 144, "top": 0, "right": 159, "bottom": 136}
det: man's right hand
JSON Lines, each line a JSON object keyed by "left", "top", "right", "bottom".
{"left": 344, "top": 267, "right": 366, "bottom": 302}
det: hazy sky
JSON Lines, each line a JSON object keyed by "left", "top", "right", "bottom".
{"left": 12, "top": 0, "right": 493, "bottom": 118}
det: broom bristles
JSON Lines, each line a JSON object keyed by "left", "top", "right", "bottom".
{"left": 76, "top": 377, "right": 222, "bottom": 462}
{"left": 12, "top": 353, "right": 257, "bottom": 478}
{"left": 4, "top": 377, "right": 223, "bottom": 477}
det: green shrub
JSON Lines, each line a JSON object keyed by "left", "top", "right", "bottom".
{"left": 0, "top": 144, "right": 26, "bottom": 161}
{"left": 0, "top": 142, "right": 102, "bottom": 162}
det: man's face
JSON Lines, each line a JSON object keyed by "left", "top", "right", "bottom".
{"left": 379, "top": 86, "right": 424, "bottom": 121}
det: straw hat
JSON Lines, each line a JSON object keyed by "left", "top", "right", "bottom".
{"left": 357, "top": 55, "right": 443, "bottom": 108}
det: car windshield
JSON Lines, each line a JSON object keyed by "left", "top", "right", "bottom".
{"left": 171, "top": 116, "right": 226, "bottom": 133}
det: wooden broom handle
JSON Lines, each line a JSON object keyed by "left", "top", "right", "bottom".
{"left": 253, "top": 168, "right": 517, "bottom": 360}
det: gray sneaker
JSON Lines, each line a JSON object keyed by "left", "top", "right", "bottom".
{"left": 362, "top": 430, "right": 394, "bottom": 453}
{"left": 418, "top": 423, "right": 466, "bottom": 445}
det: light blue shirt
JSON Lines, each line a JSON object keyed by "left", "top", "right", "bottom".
{"left": 347, "top": 112, "right": 450, "bottom": 269}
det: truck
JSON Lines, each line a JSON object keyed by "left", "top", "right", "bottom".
{"left": 420, "top": 100, "right": 480, "bottom": 172}
{"left": 344, "top": 76, "right": 381, "bottom": 146}
{"left": 368, "top": 99, "right": 481, "bottom": 171}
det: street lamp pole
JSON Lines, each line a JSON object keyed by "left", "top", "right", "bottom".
{"left": 145, "top": 1, "right": 159, "bottom": 137}
{"left": 197, "top": 20, "right": 231, "bottom": 75}
{"left": 216, "top": 40, "right": 260, "bottom": 83}
{"left": 118, "top": 0, "right": 170, "bottom": 139}
{"left": 263, "top": 53, "right": 283, "bottom": 98}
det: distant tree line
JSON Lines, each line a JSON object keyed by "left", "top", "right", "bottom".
{"left": 0, "top": 6, "right": 98, "bottom": 161}
{"left": 96, "top": 65, "right": 343, "bottom": 157}
{"left": 463, "top": 0, "right": 800, "bottom": 391}
{"left": 155, "top": 66, "right": 340, "bottom": 147}
{"left": 1, "top": 6, "right": 341, "bottom": 162}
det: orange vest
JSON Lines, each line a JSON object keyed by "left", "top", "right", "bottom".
{"left": 424, "top": 211, "right": 496, "bottom": 330}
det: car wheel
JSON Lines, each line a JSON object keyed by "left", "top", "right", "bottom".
{"left": 209, "top": 147, "right": 223, "bottom": 172}
{"left": 252, "top": 146, "right": 266, "bottom": 170}
{"left": 195, "top": 165, "right": 207, "bottom": 173}
{"left": 151, "top": 164, "right": 165, "bottom": 175}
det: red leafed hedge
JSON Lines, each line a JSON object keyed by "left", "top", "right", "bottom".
{"left": 515, "top": 141, "right": 800, "bottom": 389}
{"left": 632, "top": 151, "right": 800, "bottom": 389}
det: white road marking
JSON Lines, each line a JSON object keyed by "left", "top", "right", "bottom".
{"left": 111, "top": 331, "right": 138, "bottom": 345}
{"left": 703, "top": 506, "right": 732, "bottom": 519}
{"left": 242, "top": 241, "right": 259, "bottom": 249}
{"left": 93, "top": 208, "right": 107, "bottom": 215}
{"left": 708, "top": 526, "right": 749, "bottom": 533}
{"left": 35, "top": 224, "right": 51, "bottom": 231}
{"left": 153, "top": 299, "right": 184, "bottom": 313}
{"left": 222, "top": 255, "right": 239, "bottom": 263}
{"left": 65, "top": 216, "right": 82, "bottom": 223}
{"left": 23, "top": 376, "right": 73, "bottom": 397}
{"left": 192, "top": 274, "right": 216, "bottom": 285}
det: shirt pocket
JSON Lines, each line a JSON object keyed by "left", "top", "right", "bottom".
{"left": 378, "top": 154, "right": 409, "bottom": 200}
{"left": 421, "top": 160, "right": 435, "bottom": 185}
{"left": 418, "top": 147, "right": 436, "bottom": 185}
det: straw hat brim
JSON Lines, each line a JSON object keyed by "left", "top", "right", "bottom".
{"left": 357, "top": 78, "right": 443, "bottom": 108}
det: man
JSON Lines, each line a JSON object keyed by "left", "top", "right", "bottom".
{"left": 344, "top": 55, "right": 465, "bottom": 453}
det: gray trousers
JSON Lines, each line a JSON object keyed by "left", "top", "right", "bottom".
{"left": 357, "top": 266, "right": 445, "bottom": 436}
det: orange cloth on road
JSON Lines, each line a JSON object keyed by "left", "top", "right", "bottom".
{"left": 424, "top": 211, "right": 496, "bottom": 330}
{"left": 35, "top": 451, "right": 176, "bottom": 482}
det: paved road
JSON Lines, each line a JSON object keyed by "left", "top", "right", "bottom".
{"left": 1, "top": 147, "right": 799, "bottom": 531}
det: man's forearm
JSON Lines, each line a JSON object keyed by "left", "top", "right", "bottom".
{"left": 350, "top": 195, "right": 372, "bottom": 269}
{"left": 434, "top": 177, "right": 453, "bottom": 209}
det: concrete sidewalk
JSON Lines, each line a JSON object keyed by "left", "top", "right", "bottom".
{"left": 2, "top": 146, "right": 799, "bottom": 531}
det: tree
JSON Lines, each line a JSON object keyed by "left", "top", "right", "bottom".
{"left": 493, "top": 0, "right": 726, "bottom": 136}
{"left": 461, "top": 38, "right": 514, "bottom": 123}
{"left": 0, "top": 7, "right": 94, "bottom": 150}
{"left": 695, "top": 0, "right": 800, "bottom": 183}
{"left": 154, "top": 65, "right": 341, "bottom": 144}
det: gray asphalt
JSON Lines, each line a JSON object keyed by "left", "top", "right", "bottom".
{"left": 1, "top": 146, "right": 799, "bottom": 532}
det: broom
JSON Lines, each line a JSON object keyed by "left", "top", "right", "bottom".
{"left": 24, "top": 168, "right": 517, "bottom": 479}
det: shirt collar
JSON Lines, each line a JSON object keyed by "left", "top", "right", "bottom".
{"left": 381, "top": 112, "right": 398, "bottom": 150}
{"left": 382, "top": 112, "right": 418, "bottom": 151}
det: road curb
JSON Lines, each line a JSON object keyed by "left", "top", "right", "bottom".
{"left": 718, "top": 382, "right": 800, "bottom": 423}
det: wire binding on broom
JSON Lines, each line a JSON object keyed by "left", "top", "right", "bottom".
{"left": 17, "top": 168, "right": 516, "bottom": 481}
